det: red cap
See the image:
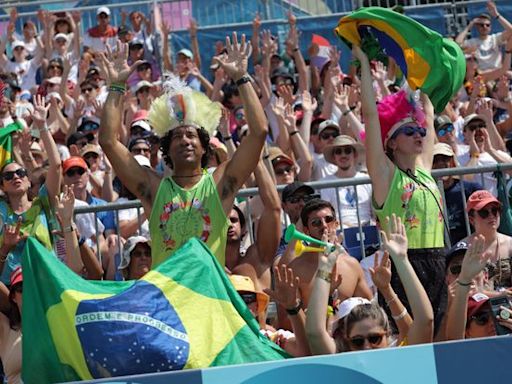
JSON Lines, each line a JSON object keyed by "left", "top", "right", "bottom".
{"left": 10, "top": 267, "right": 22, "bottom": 287}
{"left": 467, "top": 293, "right": 490, "bottom": 319}
{"left": 132, "top": 110, "right": 149, "bottom": 122}
{"left": 63, "top": 156, "right": 88, "bottom": 174}
{"left": 466, "top": 190, "right": 501, "bottom": 212}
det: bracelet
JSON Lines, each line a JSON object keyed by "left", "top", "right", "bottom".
{"left": 108, "top": 85, "right": 126, "bottom": 94}
{"left": 392, "top": 308, "right": 408, "bottom": 321}
{"left": 289, "top": 130, "right": 300, "bottom": 137}
{"left": 223, "top": 136, "right": 232, "bottom": 141}
{"left": 457, "top": 279, "right": 472, "bottom": 287}
{"left": 235, "top": 75, "right": 252, "bottom": 87}
{"left": 62, "top": 224, "right": 76, "bottom": 233}
{"left": 285, "top": 299, "right": 303, "bottom": 316}
{"left": 385, "top": 295, "right": 397, "bottom": 306}
{"left": 316, "top": 269, "right": 332, "bottom": 284}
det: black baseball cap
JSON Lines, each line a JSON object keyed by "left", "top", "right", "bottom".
{"left": 281, "top": 181, "right": 315, "bottom": 203}
{"left": 445, "top": 240, "right": 468, "bottom": 269}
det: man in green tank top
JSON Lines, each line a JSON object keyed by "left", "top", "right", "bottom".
{"left": 99, "top": 33, "right": 267, "bottom": 268}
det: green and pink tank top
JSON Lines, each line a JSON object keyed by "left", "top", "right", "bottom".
{"left": 373, "top": 167, "right": 444, "bottom": 249}
{"left": 149, "top": 172, "right": 229, "bottom": 267}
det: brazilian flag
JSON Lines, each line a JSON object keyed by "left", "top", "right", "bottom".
{"left": 0, "top": 121, "right": 23, "bottom": 168}
{"left": 335, "top": 7, "right": 465, "bottom": 113}
{"left": 22, "top": 238, "right": 288, "bottom": 383}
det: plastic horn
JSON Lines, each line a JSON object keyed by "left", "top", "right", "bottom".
{"left": 284, "top": 224, "right": 336, "bottom": 252}
{"left": 294, "top": 241, "right": 325, "bottom": 256}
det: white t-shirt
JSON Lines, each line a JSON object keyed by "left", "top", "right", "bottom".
{"left": 465, "top": 32, "right": 504, "bottom": 71}
{"left": 116, "top": 197, "right": 150, "bottom": 238}
{"left": 320, "top": 172, "right": 373, "bottom": 227}
{"left": 6, "top": 59, "right": 38, "bottom": 91}
{"left": 457, "top": 146, "right": 505, "bottom": 196}
{"left": 311, "top": 151, "right": 337, "bottom": 181}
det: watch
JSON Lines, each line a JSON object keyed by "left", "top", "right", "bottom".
{"left": 235, "top": 75, "right": 252, "bottom": 87}
{"left": 285, "top": 300, "right": 303, "bottom": 316}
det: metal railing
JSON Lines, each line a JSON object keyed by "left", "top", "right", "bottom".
{"left": 74, "top": 163, "right": 512, "bottom": 266}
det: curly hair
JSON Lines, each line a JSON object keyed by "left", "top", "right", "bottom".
{"left": 159, "top": 127, "right": 212, "bottom": 170}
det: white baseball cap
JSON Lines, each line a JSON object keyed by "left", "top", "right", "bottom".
{"left": 118, "top": 236, "right": 151, "bottom": 270}
{"left": 331, "top": 297, "right": 372, "bottom": 335}
{"left": 97, "top": 6, "right": 111, "bottom": 16}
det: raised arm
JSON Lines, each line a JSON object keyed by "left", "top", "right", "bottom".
{"left": 160, "top": 22, "right": 173, "bottom": 72}
{"left": 32, "top": 95, "right": 62, "bottom": 207}
{"left": 455, "top": 19, "right": 476, "bottom": 47}
{"left": 417, "top": 93, "right": 435, "bottom": 171}
{"left": 283, "top": 104, "right": 312, "bottom": 181}
{"left": 189, "top": 19, "right": 201, "bottom": 69}
{"left": 98, "top": 42, "right": 161, "bottom": 215}
{"left": 477, "top": 98, "right": 506, "bottom": 151}
{"left": 213, "top": 33, "right": 268, "bottom": 212}
{"left": 445, "top": 235, "right": 492, "bottom": 340}
{"left": 381, "top": 215, "right": 434, "bottom": 345}
{"left": 488, "top": 1, "right": 512, "bottom": 38}
{"left": 286, "top": 17, "right": 308, "bottom": 93}
{"left": 305, "top": 248, "right": 339, "bottom": 355}
{"left": 353, "top": 46, "right": 393, "bottom": 205}
{"left": 251, "top": 13, "right": 261, "bottom": 66}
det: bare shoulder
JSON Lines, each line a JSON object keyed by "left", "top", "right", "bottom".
{"left": 339, "top": 254, "right": 363, "bottom": 270}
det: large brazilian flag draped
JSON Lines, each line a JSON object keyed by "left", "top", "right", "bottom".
{"left": 0, "top": 121, "right": 23, "bottom": 168}
{"left": 21, "top": 237, "right": 288, "bottom": 383}
{"left": 335, "top": 7, "right": 465, "bottom": 113}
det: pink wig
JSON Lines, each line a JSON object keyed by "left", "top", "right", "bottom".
{"left": 377, "top": 90, "right": 425, "bottom": 146}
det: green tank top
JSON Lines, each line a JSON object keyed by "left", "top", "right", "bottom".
{"left": 149, "top": 172, "right": 229, "bottom": 267}
{"left": 373, "top": 167, "right": 444, "bottom": 249}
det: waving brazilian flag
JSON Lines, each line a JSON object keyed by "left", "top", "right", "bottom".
{"left": 22, "top": 238, "right": 288, "bottom": 383}
{"left": 0, "top": 121, "right": 23, "bottom": 168}
{"left": 335, "top": 7, "right": 465, "bottom": 113}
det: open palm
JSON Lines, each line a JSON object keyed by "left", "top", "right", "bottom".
{"left": 214, "top": 32, "right": 251, "bottom": 81}
{"left": 381, "top": 214, "right": 408, "bottom": 261}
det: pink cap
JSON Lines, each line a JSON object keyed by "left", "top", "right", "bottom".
{"left": 466, "top": 190, "right": 501, "bottom": 212}
{"left": 132, "top": 110, "right": 149, "bottom": 122}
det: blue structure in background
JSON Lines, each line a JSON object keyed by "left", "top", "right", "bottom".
{"left": 71, "top": 335, "right": 512, "bottom": 383}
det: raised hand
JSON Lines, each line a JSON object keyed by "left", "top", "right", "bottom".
{"left": 252, "top": 12, "right": 262, "bottom": 31}
{"left": 213, "top": 32, "right": 251, "bottom": 81}
{"left": 270, "top": 97, "right": 286, "bottom": 118}
{"left": 99, "top": 41, "right": 142, "bottom": 85}
{"left": 302, "top": 90, "right": 317, "bottom": 113}
{"left": 218, "top": 107, "right": 231, "bottom": 137}
{"left": 160, "top": 21, "right": 171, "bottom": 38}
{"left": 32, "top": 94, "right": 50, "bottom": 128}
{"left": 71, "top": 10, "right": 81, "bottom": 24}
{"left": 189, "top": 18, "right": 198, "bottom": 36}
{"left": 283, "top": 104, "right": 296, "bottom": 132}
{"left": 288, "top": 10, "right": 297, "bottom": 27}
{"left": 277, "top": 84, "right": 295, "bottom": 105}
{"left": 487, "top": 0, "right": 499, "bottom": 18}
{"left": 476, "top": 97, "right": 495, "bottom": 122}
{"left": 333, "top": 83, "right": 350, "bottom": 110}
{"left": 371, "top": 61, "right": 387, "bottom": 82}
{"left": 380, "top": 214, "right": 408, "bottom": 261}
{"left": 369, "top": 251, "right": 392, "bottom": 292}
{"left": 55, "top": 184, "right": 76, "bottom": 225}
{"left": 261, "top": 30, "right": 273, "bottom": 56}
{"left": 3, "top": 217, "right": 26, "bottom": 251}
{"left": 459, "top": 234, "right": 493, "bottom": 285}
{"left": 263, "top": 265, "right": 301, "bottom": 310}
{"left": 481, "top": 127, "right": 494, "bottom": 153}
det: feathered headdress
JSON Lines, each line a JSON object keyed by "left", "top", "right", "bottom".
{"left": 148, "top": 74, "right": 222, "bottom": 137}
{"left": 377, "top": 88, "right": 425, "bottom": 146}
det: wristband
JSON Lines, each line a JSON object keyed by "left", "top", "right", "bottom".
{"left": 40, "top": 124, "right": 49, "bottom": 132}
{"left": 78, "top": 236, "right": 86, "bottom": 247}
{"left": 316, "top": 269, "right": 332, "bottom": 284}
{"left": 235, "top": 75, "right": 252, "bottom": 87}
{"left": 457, "top": 279, "right": 472, "bottom": 287}
{"left": 289, "top": 130, "right": 300, "bottom": 137}
{"left": 285, "top": 299, "right": 303, "bottom": 316}
{"left": 223, "top": 136, "right": 232, "bottom": 141}
{"left": 392, "top": 308, "right": 408, "bottom": 321}
{"left": 108, "top": 84, "right": 126, "bottom": 94}
{"left": 62, "top": 223, "right": 76, "bottom": 233}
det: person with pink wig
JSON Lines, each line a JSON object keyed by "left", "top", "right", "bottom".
{"left": 353, "top": 46, "right": 446, "bottom": 335}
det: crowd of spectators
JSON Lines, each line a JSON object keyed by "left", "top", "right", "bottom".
{"left": 0, "top": 0, "right": 512, "bottom": 381}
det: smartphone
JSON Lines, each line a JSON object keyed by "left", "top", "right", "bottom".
{"left": 489, "top": 296, "right": 512, "bottom": 336}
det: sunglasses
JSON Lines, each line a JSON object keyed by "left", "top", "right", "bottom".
{"left": 274, "top": 165, "right": 294, "bottom": 176}
{"left": 235, "top": 112, "right": 245, "bottom": 120}
{"left": 81, "top": 87, "right": 94, "bottom": 93}
{"left": 449, "top": 264, "right": 462, "bottom": 275}
{"left": 437, "top": 124, "right": 454, "bottom": 137}
{"left": 334, "top": 146, "right": 354, "bottom": 156}
{"left": 84, "top": 152, "right": 99, "bottom": 160}
{"left": 467, "top": 123, "right": 486, "bottom": 131}
{"left": 131, "top": 147, "right": 151, "bottom": 155}
{"left": 240, "top": 293, "right": 257, "bottom": 305}
{"left": 392, "top": 125, "right": 427, "bottom": 139}
{"left": 310, "top": 215, "right": 335, "bottom": 228}
{"left": 476, "top": 206, "right": 501, "bottom": 219}
{"left": 49, "top": 65, "right": 63, "bottom": 70}
{"left": 477, "top": 23, "right": 491, "bottom": 27}
{"left": 349, "top": 332, "right": 386, "bottom": 348}
{"left": 471, "top": 312, "right": 491, "bottom": 326}
{"left": 320, "top": 131, "right": 339, "bottom": 140}
{"left": 65, "top": 167, "right": 86, "bottom": 177}
{"left": 2, "top": 168, "right": 28, "bottom": 181}
{"left": 286, "top": 193, "right": 320, "bottom": 204}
